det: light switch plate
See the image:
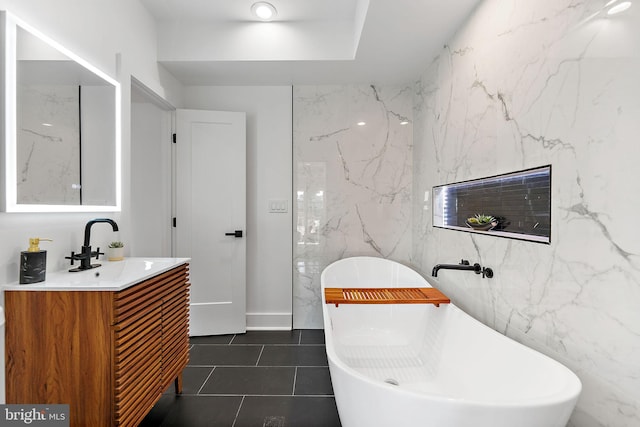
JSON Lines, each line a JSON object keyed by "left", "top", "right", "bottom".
{"left": 268, "top": 199, "right": 288, "bottom": 213}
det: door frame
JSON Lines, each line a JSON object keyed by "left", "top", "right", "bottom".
{"left": 130, "top": 76, "right": 175, "bottom": 257}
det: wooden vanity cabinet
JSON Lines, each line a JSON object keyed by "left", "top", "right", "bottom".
{"left": 5, "top": 264, "right": 190, "bottom": 427}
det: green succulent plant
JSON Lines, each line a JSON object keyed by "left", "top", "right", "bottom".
{"left": 467, "top": 214, "right": 496, "bottom": 224}
{"left": 108, "top": 241, "right": 124, "bottom": 248}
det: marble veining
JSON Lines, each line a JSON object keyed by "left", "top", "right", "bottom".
{"left": 290, "top": 2, "right": 638, "bottom": 425}
{"left": 17, "top": 85, "right": 81, "bottom": 205}
{"left": 293, "top": 85, "right": 413, "bottom": 328}
{"left": 413, "top": 1, "right": 640, "bottom": 426}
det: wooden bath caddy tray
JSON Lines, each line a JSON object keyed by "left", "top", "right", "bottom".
{"left": 325, "top": 287, "right": 450, "bottom": 307}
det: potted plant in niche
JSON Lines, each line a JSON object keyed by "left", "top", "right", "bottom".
{"left": 107, "top": 241, "right": 125, "bottom": 261}
{"left": 465, "top": 214, "right": 498, "bottom": 231}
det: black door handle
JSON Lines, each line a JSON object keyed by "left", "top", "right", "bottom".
{"left": 225, "top": 230, "right": 243, "bottom": 238}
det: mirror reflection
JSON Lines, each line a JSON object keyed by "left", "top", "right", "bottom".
{"left": 5, "top": 17, "right": 120, "bottom": 211}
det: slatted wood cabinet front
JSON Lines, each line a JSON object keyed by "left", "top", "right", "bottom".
{"left": 5, "top": 263, "right": 190, "bottom": 427}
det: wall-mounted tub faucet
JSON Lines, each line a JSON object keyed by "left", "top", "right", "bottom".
{"left": 66, "top": 218, "right": 119, "bottom": 272}
{"left": 432, "top": 259, "right": 493, "bottom": 279}
{"left": 481, "top": 266, "right": 494, "bottom": 278}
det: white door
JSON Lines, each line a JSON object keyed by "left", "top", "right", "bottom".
{"left": 175, "top": 109, "right": 246, "bottom": 336}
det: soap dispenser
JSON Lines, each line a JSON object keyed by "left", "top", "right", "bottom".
{"left": 19, "top": 238, "right": 52, "bottom": 284}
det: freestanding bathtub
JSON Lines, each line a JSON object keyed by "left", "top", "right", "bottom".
{"left": 321, "top": 257, "right": 581, "bottom": 427}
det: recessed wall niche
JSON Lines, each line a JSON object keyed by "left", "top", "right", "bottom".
{"left": 432, "top": 165, "right": 551, "bottom": 244}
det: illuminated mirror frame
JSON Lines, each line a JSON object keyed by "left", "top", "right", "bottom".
{"left": 1, "top": 11, "right": 121, "bottom": 212}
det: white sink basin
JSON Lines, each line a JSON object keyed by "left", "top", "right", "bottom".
{"left": 4, "top": 257, "right": 190, "bottom": 291}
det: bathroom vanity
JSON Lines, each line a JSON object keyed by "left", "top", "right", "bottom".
{"left": 3, "top": 258, "right": 190, "bottom": 427}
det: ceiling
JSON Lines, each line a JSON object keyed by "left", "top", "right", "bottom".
{"left": 140, "top": 0, "right": 482, "bottom": 85}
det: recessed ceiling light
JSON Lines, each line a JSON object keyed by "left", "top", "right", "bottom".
{"left": 251, "top": 2, "right": 277, "bottom": 21}
{"left": 357, "top": 121, "right": 366, "bottom": 126}
{"left": 608, "top": 1, "right": 632, "bottom": 15}
{"left": 400, "top": 121, "right": 409, "bottom": 125}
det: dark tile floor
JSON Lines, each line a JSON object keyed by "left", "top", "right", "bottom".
{"left": 140, "top": 330, "right": 342, "bottom": 427}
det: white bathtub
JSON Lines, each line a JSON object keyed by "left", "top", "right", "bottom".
{"left": 321, "top": 256, "right": 581, "bottom": 427}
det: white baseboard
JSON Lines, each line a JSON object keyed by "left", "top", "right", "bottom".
{"left": 246, "top": 312, "right": 292, "bottom": 330}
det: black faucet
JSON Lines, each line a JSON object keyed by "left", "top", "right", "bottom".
{"left": 432, "top": 259, "right": 493, "bottom": 278}
{"left": 67, "top": 218, "right": 119, "bottom": 272}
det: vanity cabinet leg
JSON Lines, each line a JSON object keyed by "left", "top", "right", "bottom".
{"left": 174, "top": 373, "right": 183, "bottom": 394}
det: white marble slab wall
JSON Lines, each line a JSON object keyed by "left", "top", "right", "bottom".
{"left": 293, "top": 85, "right": 413, "bottom": 328}
{"left": 17, "top": 84, "right": 80, "bottom": 205}
{"left": 413, "top": 1, "right": 640, "bottom": 426}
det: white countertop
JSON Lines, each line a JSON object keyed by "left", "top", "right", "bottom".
{"left": 3, "top": 257, "right": 190, "bottom": 291}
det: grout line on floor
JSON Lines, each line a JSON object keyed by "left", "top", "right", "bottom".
{"left": 230, "top": 343, "right": 325, "bottom": 347}
{"left": 255, "top": 345, "right": 265, "bottom": 366}
{"left": 231, "top": 395, "right": 245, "bottom": 427}
{"left": 187, "top": 364, "right": 328, "bottom": 368}
{"left": 196, "top": 367, "right": 216, "bottom": 395}
{"left": 292, "top": 367, "right": 298, "bottom": 396}
{"left": 190, "top": 343, "right": 325, "bottom": 347}
{"left": 194, "top": 393, "right": 335, "bottom": 398}
{"left": 191, "top": 343, "right": 276, "bottom": 347}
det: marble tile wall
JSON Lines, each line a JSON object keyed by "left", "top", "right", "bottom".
{"left": 17, "top": 84, "right": 80, "bottom": 205}
{"left": 293, "top": 85, "right": 413, "bottom": 328}
{"left": 412, "top": 1, "right": 640, "bottom": 426}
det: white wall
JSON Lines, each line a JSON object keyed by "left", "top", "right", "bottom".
{"left": 0, "top": 0, "right": 183, "bottom": 288}
{"left": 130, "top": 91, "right": 173, "bottom": 257}
{"left": 183, "top": 86, "right": 293, "bottom": 330}
{"left": 412, "top": 1, "right": 640, "bottom": 426}
{"left": 0, "top": 0, "right": 180, "bottom": 102}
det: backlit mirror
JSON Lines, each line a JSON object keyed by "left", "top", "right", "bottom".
{"left": 2, "top": 12, "right": 121, "bottom": 212}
